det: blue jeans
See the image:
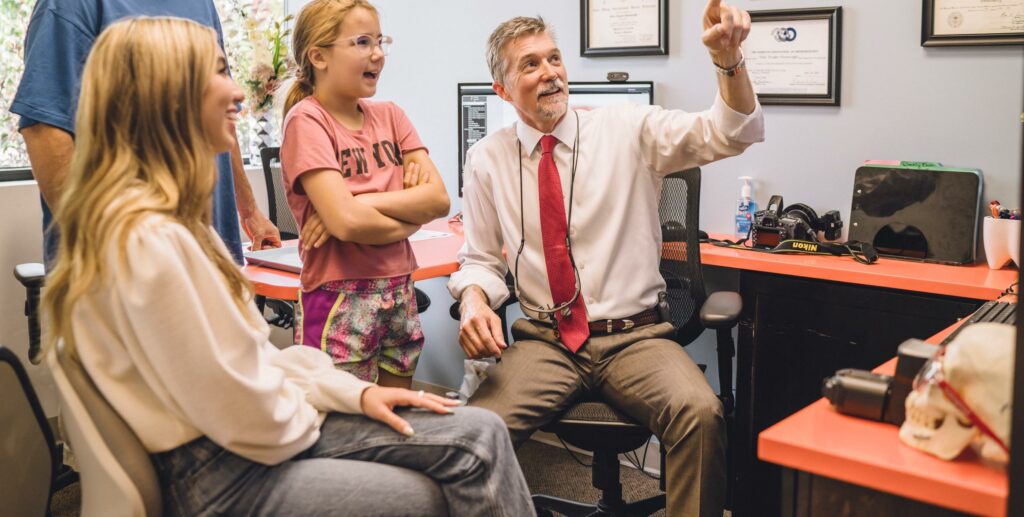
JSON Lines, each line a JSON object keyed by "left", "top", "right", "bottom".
{"left": 150, "top": 407, "right": 534, "bottom": 516}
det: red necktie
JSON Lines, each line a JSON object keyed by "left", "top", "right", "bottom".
{"left": 537, "top": 135, "right": 589, "bottom": 352}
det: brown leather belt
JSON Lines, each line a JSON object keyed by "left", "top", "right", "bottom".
{"left": 588, "top": 307, "right": 662, "bottom": 335}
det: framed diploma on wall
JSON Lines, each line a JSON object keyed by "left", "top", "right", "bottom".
{"left": 581, "top": 0, "right": 668, "bottom": 57}
{"left": 922, "top": 0, "right": 1024, "bottom": 46}
{"left": 742, "top": 7, "right": 842, "bottom": 106}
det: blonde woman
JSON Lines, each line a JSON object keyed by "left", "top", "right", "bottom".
{"left": 42, "top": 17, "right": 533, "bottom": 517}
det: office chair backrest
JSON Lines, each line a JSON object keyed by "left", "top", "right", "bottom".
{"left": 658, "top": 168, "right": 707, "bottom": 345}
{"left": 48, "top": 342, "right": 162, "bottom": 517}
{"left": 0, "top": 345, "right": 56, "bottom": 516}
{"left": 260, "top": 146, "right": 299, "bottom": 240}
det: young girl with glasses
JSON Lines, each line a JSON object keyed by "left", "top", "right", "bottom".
{"left": 42, "top": 16, "right": 530, "bottom": 515}
{"left": 281, "top": 0, "right": 450, "bottom": 387}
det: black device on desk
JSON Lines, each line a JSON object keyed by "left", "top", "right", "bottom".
{"left": 940, "top": 300, "right": 1017, "bottom": 345}
{"left": 751, "top": 195, "right": 843, "bottom": 249}
{"left": 822, "top": 339, "right": 937, "bottom": 425}
{"left": 848, "top": 163, "right": 982, "bottom": 265}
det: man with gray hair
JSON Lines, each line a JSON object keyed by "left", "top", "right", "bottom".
{"left": 448, "top": 1, "right": 763, "bottom": 514}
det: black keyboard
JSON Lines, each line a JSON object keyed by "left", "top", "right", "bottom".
{"left": 940, "top": 300, "right": 1016, "bottom": 345}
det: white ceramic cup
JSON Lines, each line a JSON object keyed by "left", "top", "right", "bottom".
{"left": 982, "top": 216, "right": 1021, "bottom": 269}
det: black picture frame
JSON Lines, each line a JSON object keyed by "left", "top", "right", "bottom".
{"left": 745, "top": 7, "right": 842, "bottom": 107}
{"left": 922, "top": 0, "right": 1024, "bottom": 47}
{"left": 581, "top": 0, "right": 668, "bottom": 57}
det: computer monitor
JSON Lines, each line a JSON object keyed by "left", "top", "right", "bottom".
{"left": 456, "top": 81, "right": 654, "bottom": 196}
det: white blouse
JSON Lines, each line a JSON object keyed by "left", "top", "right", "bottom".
{"left": 68, "top": 215, "right": 373, "bottom": 465}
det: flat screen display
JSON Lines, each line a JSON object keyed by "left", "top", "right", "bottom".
{"left": 456, "top": 81, "right": 653, "bottom": 196}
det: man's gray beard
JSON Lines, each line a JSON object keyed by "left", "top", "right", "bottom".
{"left": 538, "top": 97, "right": 567, "bottom": 121}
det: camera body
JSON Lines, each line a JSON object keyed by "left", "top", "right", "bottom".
{"left": 822, "top": 339, "right": 937, "bottom": 425}
{"left": 751, "top": 195, "right": 843, "bottom": 249}
{"left": 822, "top": 369, "right": 897, "bottom": 423}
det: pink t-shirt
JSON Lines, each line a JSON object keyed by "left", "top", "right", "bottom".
{"left": 280, "top": 96, "right": 426, "bottom": 290}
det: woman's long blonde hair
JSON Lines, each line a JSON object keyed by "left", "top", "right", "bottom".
{"left": 282, "top": 0, "right": 378, "bottom": 117}
{"left": 42, "top": 17, "right": 254, "bottom": 357}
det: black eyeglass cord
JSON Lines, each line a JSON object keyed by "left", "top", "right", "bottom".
{"left": 513, "top": 110, "right": 582, "bottom": 320}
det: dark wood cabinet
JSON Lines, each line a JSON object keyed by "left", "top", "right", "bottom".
{"left": 729, "top": 271, "right": 980, "bottom": 516}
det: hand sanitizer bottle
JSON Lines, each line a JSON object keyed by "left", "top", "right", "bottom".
{"left": 735, "top": 176, "right": 757, "bottom": 239}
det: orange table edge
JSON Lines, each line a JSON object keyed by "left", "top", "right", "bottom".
{"left": 249, "top": 229, "right": 1018, "bottom": 303}
{"left": 700, "top": 233, "right": 1016, "bottom": 301}
{"left": 757, "top": 321, "right": 1010, "bottom": 517}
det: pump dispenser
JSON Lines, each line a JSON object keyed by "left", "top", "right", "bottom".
{"left": 735, "top": 176, "right": 757, "bottom": 239}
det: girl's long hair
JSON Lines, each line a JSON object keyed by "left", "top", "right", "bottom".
{"left": 282, "top": 0, "right": 378, "bottom": 117}
{"left": 43, "top": 16, "right": 254, "bottom": 358}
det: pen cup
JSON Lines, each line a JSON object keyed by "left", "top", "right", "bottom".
{"left": 982, "top": 216, "right": 1020, "bottom": 270}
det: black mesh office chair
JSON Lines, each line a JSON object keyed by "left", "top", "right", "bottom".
{"left": 531, "top": 168, "right": 741, "bottom": 516}
{"left": 259, "top": 146, "right": 299, "bottom": 241}
{"left": 259, "top": 146, "right": 431, "bottom": 315}
{"left": 256, "top": 147, "right": 299, "bottom": 327}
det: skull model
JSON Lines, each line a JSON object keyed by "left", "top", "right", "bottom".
{"left": 899, "top": 322, "right": 1014, "bottom": 465}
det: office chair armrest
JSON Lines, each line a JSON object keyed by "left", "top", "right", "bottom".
{"left": 699, "top": 291, "right": 742, "bottom": 329}
{"left": 449, "top": 273, "right": 518, "bottom": 321}
{"left": 14, "top": 263, "right": 46, "bottom": 364}
{"left": 14, "top": 263, "right": 45, "bottom": 289}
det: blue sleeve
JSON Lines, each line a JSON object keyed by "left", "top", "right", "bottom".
{"left": 10, "top": 5, "right": 96, "bottom": 135}
{"left": 211, "top": 7, "right": 227, "bottom": 53}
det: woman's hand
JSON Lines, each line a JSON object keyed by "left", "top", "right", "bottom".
{"left": 360, "top": 386, "right": 460, "bottom": 436}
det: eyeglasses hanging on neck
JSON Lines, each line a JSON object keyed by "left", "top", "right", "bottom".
{"left": 511, "top": 111, "right": 582, "bottom": 322}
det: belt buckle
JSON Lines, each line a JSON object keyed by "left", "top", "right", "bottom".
{"left": 622, "top": 319, "right": 635, "bottom": 331}
{"left": 606, "top": 320, "right": 613, "bottom": 333}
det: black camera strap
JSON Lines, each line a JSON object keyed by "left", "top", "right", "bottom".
{"left": 702, "top": 232, "right": 879, "bottom": 265}
{"left": 770, "top": 239, "right": 879, "bottom": 265}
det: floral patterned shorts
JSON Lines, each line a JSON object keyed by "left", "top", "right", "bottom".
{"left": 295, "top": 275, "right": 423, "bottom": 382}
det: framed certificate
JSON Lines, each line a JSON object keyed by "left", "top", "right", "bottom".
{"left": 581, "top": 0, "right": 668, "bottom": 57}
{"left": 922, "top": 0, "right": 1024, "bottom": 46}
{"left": 742, "top": 7, "right": 842, "bottom": 106}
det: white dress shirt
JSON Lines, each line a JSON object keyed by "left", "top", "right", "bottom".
{"left": 69, "top": 215, "right": 373, "bottom": 465}
{"left": 448, "top": 93, "right": 765, "bottom": 321}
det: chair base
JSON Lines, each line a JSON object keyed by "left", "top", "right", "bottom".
{"left": 532, "top": 493, "right": 666, "bottom": 517}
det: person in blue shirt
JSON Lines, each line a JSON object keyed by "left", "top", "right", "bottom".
{"left": 10, "top": 0, "right": 281, "bottom": 264}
